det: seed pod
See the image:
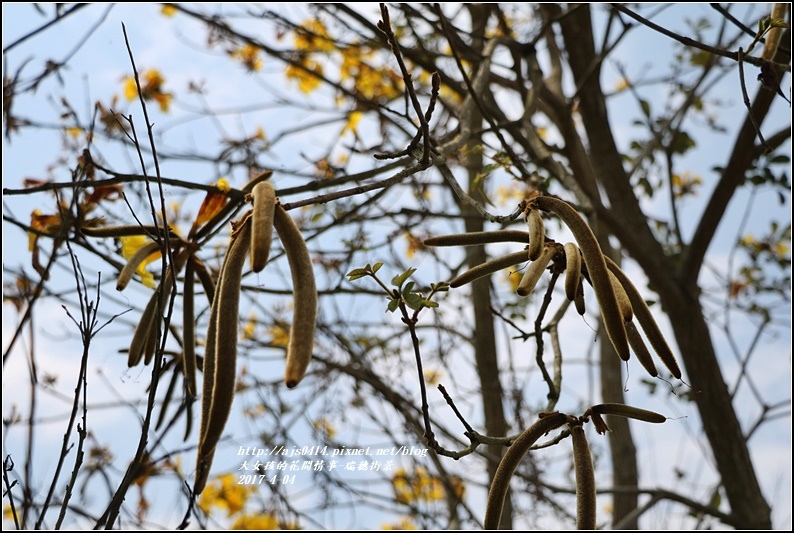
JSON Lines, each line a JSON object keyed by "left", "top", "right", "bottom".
{"left": 571, "top": 424, "right": 596, "bottom": 530}
{"left": 608, "top": 269, "right": 633, "bottom": 322}
{"left": 564, "top": 242, "right": 582, "bottom": 302}
{"left": 183, "top": 259, "right": 198, "bottom": 398}
{"left": 190, "top": 256, "right": 216, "bottom": 305}
{"left": 532, "top": 196, "right": 630, "bottom": 362}
{"left": 273, "top": 204, "right": 317, "bottom": 389}
{"left": 449, "top": 250, "right": 530, "bottom": 288}
{"left": 195, "top": 261, "right": 222, "bottom": 496}
{"left": 424, "top": 230, "right": 530, "bottom": 247}
{"left": 155, "top": 362, "right": 181, "bottom": 431}
{"left": 128, "top": 294, "right": 157, "bottom": 367}
{"left": 604, "top": 257, "right": 681, "bottom": 378}
{"left": 116, "top": 241, "right": 161, "bottom": 291}
{"left": 250, "top": 181, "right": 276, "bottom": 272}
{"left": 574, "top": 277, "right": 586, "bottom": 316}
{"left": 485, "top": 412, "right": 568, "bottom": 529}
{"left": 625, "top": 320, "right": 658, "bottom": 378}
{"left": 590, "top": 403, "right": 666, "bottom": 424}
{"left": 526, "top": 207, "right": 545, "bottom": 261}
{"left": 81, "top": 224, "right": 177, "bottom": 238}
{"left": 127, "top": 252, "right": 188, "bottom": 366}
{"left": 198, "top": 215, "right": 252, "bottom": 463}
{"left": 516, "top": 243, "right": 557, "bottom": 297}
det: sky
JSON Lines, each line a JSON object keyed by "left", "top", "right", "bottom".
{"left": 2, "top": 3, "right": 791, "bottom": 530}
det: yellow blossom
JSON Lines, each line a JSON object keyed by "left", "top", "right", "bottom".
{"left": 122, "top": 69, "right": 173, "bottom": 112}
{"left": 614, "top": 77, "right": 629, "bottom": 92}
{"left": 313, "top": 418, "right": 336, "bottom": 439}
{"left": 268, "top": 324, "right": 290, "bottom": 348}
{"left": 294, "top": 19, "right": 335, "bottom": 53}
{"left": 341, "top": 111, "right": 363, "bottom": 136}
{"left": 391, "top": 467, "right": 444, "bottom": 504}
{"left": 423, "top": 368, "right": 443, "bottom": 386}
{"left": 285, "top": 59, "right": 324, "bottom": 94}
{"left": 198, "top": 473, "right": 256, "bottom": 517}
{"left": 161, "top": 4, "right": 177, "bottom": 17}
{"left": 119, "top": 235, "right": 160, "bottom": 289}
{"left": 230, "top": 44, "right": 264, "bottom": 72}
{"left": 65, "top": 127, "right": 82, "bottom": 138}
{"left": 243, "top": 314, "right": 257, "bottom": 340}
{"left": 231, "top": 513, "right": 279, "bottom": 530}
{"left": 382, "top": 517, "right": 417, "bottom": 530}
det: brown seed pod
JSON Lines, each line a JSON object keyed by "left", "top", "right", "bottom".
{"left": 563, "top": 242, "right": 582, "bottom": 302}
{"left": 526, "top": 206, "right": 545, "bottom": 261}
{"left": 127, "top": 294, "right": 157, "bottom": 367}
{"left": 190, "top": 256, "right": 216, "bottom": 305}
{"left": 571, "top": 423, "right": 596, "bottom": 530}
{"left": 198, "top": 214, "right": 252, "bottom": 462}
{"left": 590, "top": 403, "right": 666, "bottom": 424}
{"left": 195, "top": 263, "right": 222, "bottom": 496}
{"left": 182, "top": 259, "right": 198, "bottom": 398}
{"left": 608, "top": 269, "right": 633, "bottom": 322}
{"left": 532, "top": 196, "right": 630, "bottom": 362}
{"left": 484, "top": 412, "right": 568, "bottom": 529}
{"left": 116, "top": 241, "right": 161, "bottom": 291}
{"left": 273, "top": 204, "right": 317, "bottom": 389}
{"left": 603, "top": 257, "right": 682, "bottom": 378}
{"left": 574, "top": 276, "right": 587, "bottom": 316}
{"left": 449, "top": 250, "right": 530, "bottom": 288}
{"left": 81, "top": 224, "right": 177, "bottom": 238}
{"left": 126, "top": 252, "right": 188, "bottom": 367}
{"left": 250, "top": 181, "right": 277, "bottom": 273}
{"left": 625, "top": 321, "right": 658, "bottom": 377}
{"left": 423, "top": 230, "right": 531, "bottom": 247}
{"left": 516, "top": 243, "right": 557, "bottom": 297}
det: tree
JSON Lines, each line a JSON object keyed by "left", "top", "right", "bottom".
{"left": 2, "top": 3, "right": 790, "bottom": 530}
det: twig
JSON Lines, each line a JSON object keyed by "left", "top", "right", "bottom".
{"left": 2, "top": 455, "right": 20, "bottom": 529}
{"left": 737, "top": 48, "right": 771, "bottom": 152}
{"left": 377, "top": 4, "right": 433, "bottom": 165}
{"left": 611, "top": 4, "right": 790, "bottom": 72}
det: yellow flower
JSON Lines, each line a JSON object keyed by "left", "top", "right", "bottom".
{"left": 230, "top": 44, "right": 264, "bottom": 72}
{"left": 285, "top": 59, "right": 324, "bottom": 94}
{"left": 231, "top": 513, "right": 279, "bottom": 530}
{"left": 199, "top": 473, "right": 256, "bottom": 517}
{"left": 268, "top": 324, "right": 290, "bottom": 348}
{"left": 382, "top": 517, "right": 417, "bottom": 530}
{"left": 65, "top": 127, "right": 83, "bottom": 138}
{"left": 423, "top": 368, "right": 443, "bottom": 386}
{"left": 341, "top": 111, "right": 363, "bottom": 136}
{"left": 614, "top": 77, "right": 629, "bottom": 92}
{"left": 119, "top": 235, "right": 160, "bottom": 289}
{"left": 122, "top": 69, "right": 173, "bottom": 112}
{"left": 313, "top": 418, "right": 336, "bottom": 439}
{"left": 672, "top": 171, "right": 702, "bottom": 198}
{"left": 294, "top": 19, "right": 335, "bottom": 53}
{"left": 391, "top": 467, "right": 444, "bottom": 504}
{"left": 243, "top": 313, "right": 257, "bottom": 340}
{"left": 161, "top": 4, "right": 177, "bottom": 17}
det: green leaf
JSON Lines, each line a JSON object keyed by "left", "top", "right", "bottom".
{"left": 671, "top": 130, "right": 696, "bottom": 155}
{"left": 404, "top": 292, "right": 423, "bottom": 311}
{"left": 420, "top": 299, "right": 438, "bottom": 308}
{"left": 391, "top": 267, "right": 417, "bottom": 288}
{"left": 387, "top": 299, "right": 400, "bottom": 313}
{"left": 347, "top": 268, "right": 369, "bottom": 281}
{"left": 402, "top": 281, "right": 415, "bottom": 296}
{"left": 372, "top": 262, "right": 383, "bottom": 273}
{"left": 639, "top": 99, "right": 651, "bottom": 118}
